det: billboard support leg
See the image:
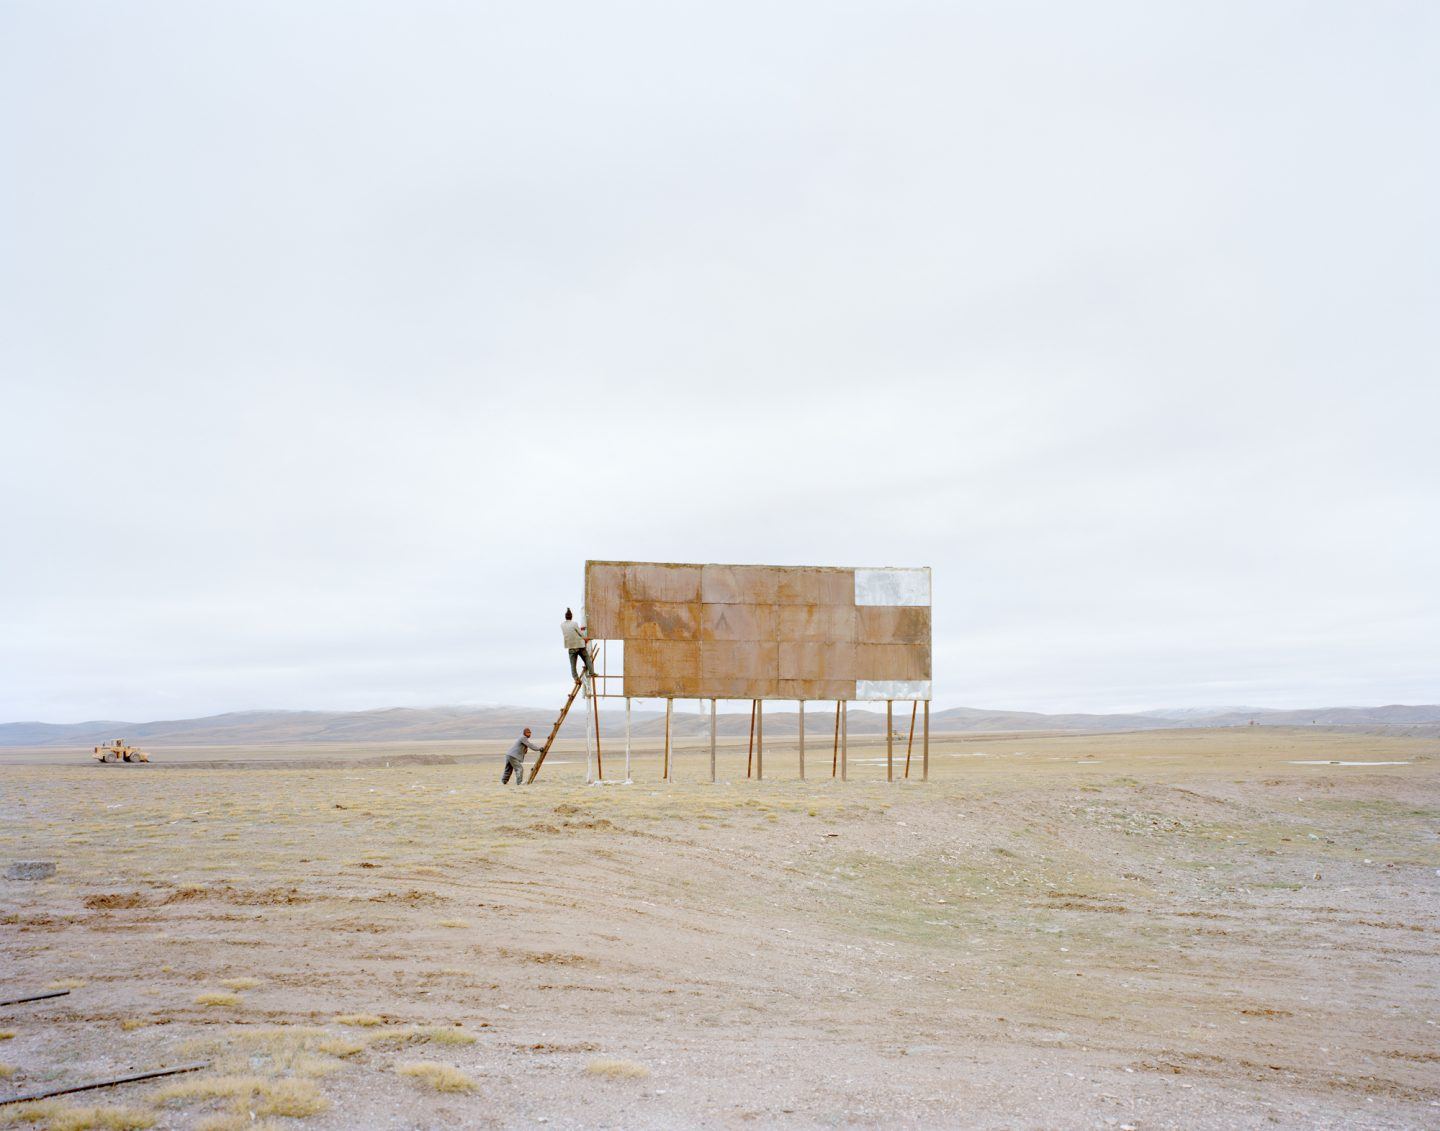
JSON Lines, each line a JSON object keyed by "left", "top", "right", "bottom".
{"left": 756, "top": 700, "right": 763, "bottom": 780}
{"left": 798, "top": 701, "right": 805, "bottom": 780}
{"left": 710, "top": 699, "right": 716, "bottom": 783}
{"left": 746, "top": 701, "right": 756, "bottom": 778}
{"left": 923, "top": 701, "right": 929, "bottom": 782}
{"left": 886, "top": 700, "right": 894, "bottom": 782}
{"left": 593, "top": 680, "right": 603, "bottom": 781}
{"left": 663, "top": 699, "right": 672, "bottom": 781}
{"left": 585, "top": 684, "right": 594, "bottom": 784}
{"left": 904, "top": 700, "right": 917, "bottom": 779}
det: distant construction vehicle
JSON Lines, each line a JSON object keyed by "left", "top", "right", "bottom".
{"left": 92, "top": 739, "right": 149, "bottom": 764}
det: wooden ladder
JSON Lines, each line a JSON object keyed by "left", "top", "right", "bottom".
{"left": 526, "top": 647, "right": 597, "bottom": 784}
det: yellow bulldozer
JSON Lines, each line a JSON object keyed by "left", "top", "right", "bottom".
{"left": 92, "top": 738, "right": 150, "bottom": 764}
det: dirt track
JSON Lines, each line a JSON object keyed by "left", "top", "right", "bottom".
{"left": 2, "top": 728, "right": 1438, "bottom": 1129}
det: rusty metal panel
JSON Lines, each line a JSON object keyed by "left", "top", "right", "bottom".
{"left": 625, "top": 562, "right": 702, "bottom": 603}
{"left": 626, "top": 673, "right": 706, "bottom": 698}
{"left": 855, "top": 643, "right": 931, "bottom": 680}
{"left": 856, "top": 605, "right": 931, "bottom": 645}
{"left": 778, "top": 641, "right": 857, "bottom": 680}
{"left": 775, "top": 604, "right": 857, "bottom": 642}
{"left": 779, "top": 678, "right": 856, "bottom": 700}
{"left": 704, "top": 677, "right": 781, "bottom": 699}
{"left": 621, "top": 600, "right": 699, "bottom": 641}
{"left": 771, "top": 567, "right": 841, "bottom": 606}
{"left": 813, "top": 569, "right": 857, "bottom": 606}
{"left": 625, "top": 639, "right": 700, "bottom": 678}
{"left": 771, "top": 569, "right": 815, "bottom": 606}
{"left": 701, "top": 640, "right": 779, "bottom": 681}
{"left": 701, "top": 563, "right": 780, "bottom": 604}
{"left": 700, "top": 602, "right": 776, "bottom": 641}
{"left": 624, "top": 639, "right": 701, "bottom": 698}
{"left": 583, "top": 561, "right": 626, "bottom": 639}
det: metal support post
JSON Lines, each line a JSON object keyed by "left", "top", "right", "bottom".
{"left": 904, "top": 701, "right": 917, "bottom": 779}
{"left": 585, "top": 680, "right": 594, "bottom": 784}
{"left": 923, "top": 701, "right": 929, "bottom": 781}
{"left": 798, "top": 701, "right": 805, "bottom": 780}
{"left": 756, "top": 700, "right": 763, "bottom": 780}
{"left": 886, "top": 699, "right": 893, "bottom": 782}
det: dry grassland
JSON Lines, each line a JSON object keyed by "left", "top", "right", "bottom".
{"left": 1, "top": 728, "right": 1438, "bottom": 1129}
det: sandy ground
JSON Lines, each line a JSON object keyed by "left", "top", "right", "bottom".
{"left": 2, "top": 728, "right": 1438, "bottom": 1130}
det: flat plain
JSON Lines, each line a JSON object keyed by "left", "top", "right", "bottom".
{"left": 2, "top": 728, "right": 1437, "bottom": 1129}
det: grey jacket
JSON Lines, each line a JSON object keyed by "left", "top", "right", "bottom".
{"left": 506, "top": 736, "right": 543, "bottom": 763}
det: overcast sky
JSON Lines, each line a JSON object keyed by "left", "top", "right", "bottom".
{"left": 2, "top": 1, "right": 1436, "bottom": 723}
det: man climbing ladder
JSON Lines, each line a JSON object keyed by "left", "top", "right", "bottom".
{"left": 562, "top": 608, "right": 593, "bottom": 683}
{"left": 527, "top": 633, "right": 601, "bottom": 785}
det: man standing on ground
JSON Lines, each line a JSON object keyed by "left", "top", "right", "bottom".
{"left": 502, "top": 728, "right": 543, "bottom": 786}
{"left": 563, "top": 607, "right": 594, "bottom": 683}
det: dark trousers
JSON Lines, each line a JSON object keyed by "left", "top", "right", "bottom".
{"left": 501, "top": 757, "right": 525, "bottom": 786}
{"left": 569, "top": 647, "right": 594, "bottom": 680}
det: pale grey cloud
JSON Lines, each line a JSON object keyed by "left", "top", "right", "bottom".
{"left": 2, "top": 1, "right": 1436, "bottom": 721}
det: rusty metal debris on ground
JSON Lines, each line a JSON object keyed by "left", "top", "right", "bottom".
{"left": 0, "top": 1062, "right": 209, "bottom": 1106}
{"left": 0, "top": 990, "right": 70, "bottom": 1008}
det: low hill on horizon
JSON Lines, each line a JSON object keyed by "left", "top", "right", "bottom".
{"left": 3, "top": 702, "right": 1437, "bottom": 748}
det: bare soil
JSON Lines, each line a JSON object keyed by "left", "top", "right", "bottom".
{"left": 2, "top": 728, "right": 1437, "bottom": 1129}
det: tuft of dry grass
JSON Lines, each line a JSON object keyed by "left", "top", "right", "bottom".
{"left": 46, "top": 978, "right": 86, "bottom": 990}
{"left": 315, "top": 1037, "right": 365, "bottom": 1058}
{"left": 118, "top": 1019, "right": 148, "bottom": 1032}
{"left": 252, "top": 1078, "right": 329, "bottom": 1118}
{"left": 0, "top": 1062, "right": 14, "bottom": 1078}
{"left": 3, "top": 1102, "right": 155, "bottom": 1130}
{"left": 178, "top": 1027, "right": 344, "bottom": 1079}
{"left": 395, "top": 1061, "right": 477, "bottom": 1092}
{"left": 219, "top": 977, "right": 262, "bottom": 991}
{"left": 585, "top": 1058, "right": 650, "bottom": 1079}
{"left": 155, "top": 1074, "right": 327, "bottom": 1118}
{"left": 355, "top": 1025, "right": 477, "bottom": 1051}
{"left": 438, "top": 919, "right": 469, "bottom": 928}
{"left": 334, "top": 1013, "right": 386, "bottom": 1027}
{"left": 415, "top": 1026, "right": 476, "bottom": 1046}
{"left": 156, "top": 1074, "right": 253, "bottom": 1104}
{"left": 193, "top": 1116, "right": 287, "bottom": 1131}
{"left": 194, "top": 992, "right": 242, "bottom": 1007}
{"left": 0, "top": 1030, "right": 13, "bottom": 1040}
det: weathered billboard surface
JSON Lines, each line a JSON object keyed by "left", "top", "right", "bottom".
{"left": 584, "top": 561, "right": 931, "bottom": 701}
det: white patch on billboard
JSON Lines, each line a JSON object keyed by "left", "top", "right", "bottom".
{"left": 856, "top": 679, "right": 932, "bottom": 701}
{"left": 854, "top": 568, "right": 930, "bottom": 607}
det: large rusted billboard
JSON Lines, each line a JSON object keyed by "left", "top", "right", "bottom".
{"left": 584, "top": 561, "right": 931, "bottom": 701}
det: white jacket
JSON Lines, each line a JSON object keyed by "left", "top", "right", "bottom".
{"left": 562, "top": 620, "right": 587, "bottom": 650}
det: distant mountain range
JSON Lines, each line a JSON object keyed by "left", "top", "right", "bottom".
{"left": 2, "top": 703, "right": 1437, "bottom": 748}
